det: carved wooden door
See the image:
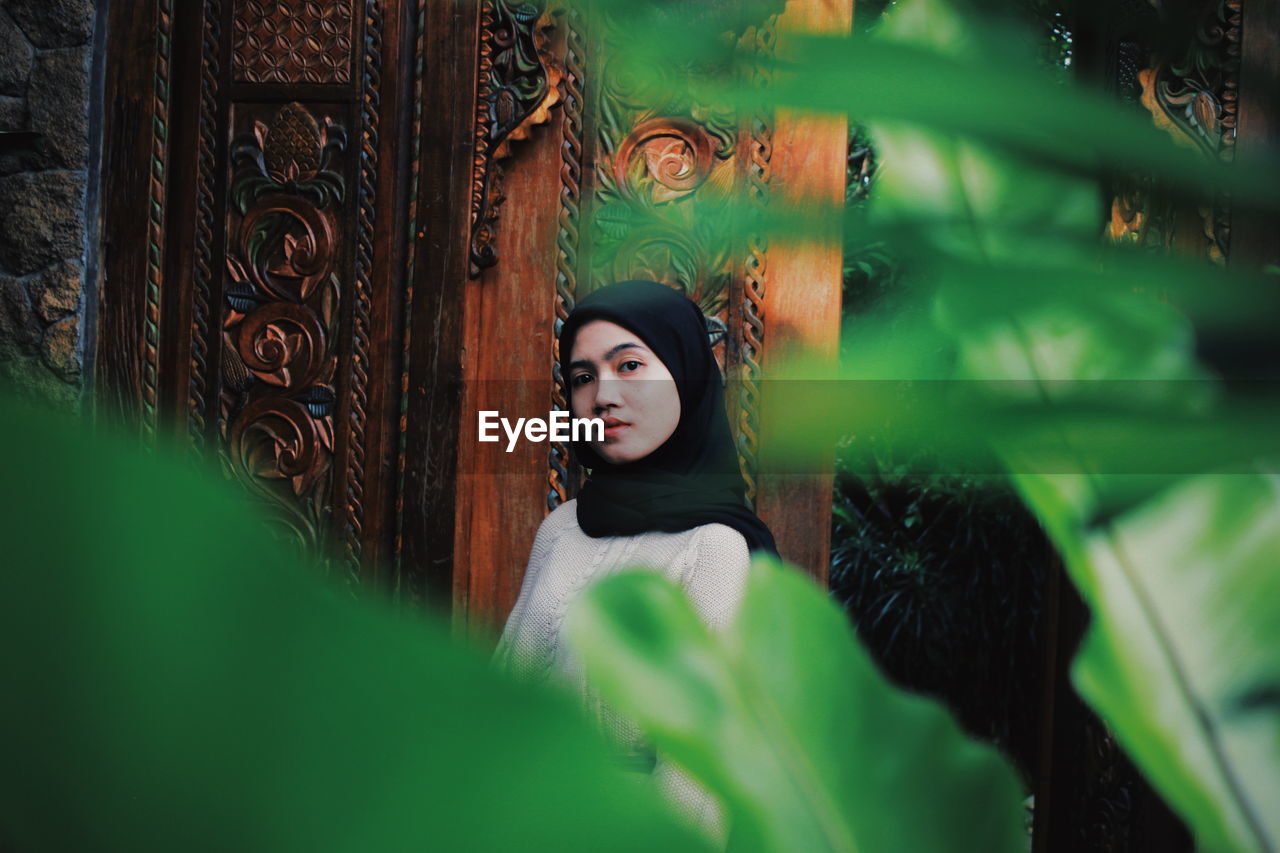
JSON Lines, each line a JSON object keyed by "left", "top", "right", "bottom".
{"left": 99, "top": 0, "right": 432, "bottom": 594}
{"left": 97, "top": 0, "right": 850, "bottom": 632}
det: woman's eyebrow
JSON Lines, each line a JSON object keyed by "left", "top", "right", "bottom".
{"left": 568, "top": 342, "right": 646, "bottom": 373}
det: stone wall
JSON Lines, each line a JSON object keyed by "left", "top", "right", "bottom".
{"left": 0, "top": 0, "right": 96, "bottom": 411}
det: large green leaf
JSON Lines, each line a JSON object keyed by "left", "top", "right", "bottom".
{"left": 584, "top": 0, "right": 1280, "bottom": 205}
{"left": 562, "top": 557, "right": 1027, "bottom": 853}
{"left": 1015, "top": 471, "right": 1280, "bottom": 853}
{"left": 0, "top": 397, "right": 710, "bottom": 853}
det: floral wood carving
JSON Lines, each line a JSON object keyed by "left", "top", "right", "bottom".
{"left": 233, "top": 0, "right": 356, "bottom": 84}
{"left": 470, "top": 0, "right": 563, "bottom": 276}
{"left": 1131, "top": 0, "right": 1242, "bottom": 261}
{"left": 613, "top": 117, "right": 718, "bottom": 203}
{"left": 220, "top": 102, "right": 345, "bottom": 558}
{"left": 1139, "top": 0, "right": 1241, "bottom": 158}
{"left": 591, "top": 20, "right": 739, "bottom": 329}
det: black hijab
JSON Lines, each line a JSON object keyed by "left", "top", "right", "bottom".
{"left": 559, "top": 280, "right": 779, "bottom": 557}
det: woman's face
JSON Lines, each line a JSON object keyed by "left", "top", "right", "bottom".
{"left": 567, "top": 319, "right": 681, "bottom": 465}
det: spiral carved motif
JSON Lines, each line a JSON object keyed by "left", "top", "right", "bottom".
{"left": 237, "top": 303, "right": 327, "bottom": 390}
{"left": 237, "top": 197, "right": 337, "bottom": 302}
{"left": 613, "top": 117, "right": 716, "bottom": 202}
{"left": 1135, "top": 0, "right": 1244, "bottom": 262}
{"left": 230, "top": 398, "right": 325, "bottom": 483}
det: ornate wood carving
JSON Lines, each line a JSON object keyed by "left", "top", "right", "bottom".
{"left": 1112, "top": 0, "right": 1244, "bottom": 261}
{"left": 220, "top": 102, "right": 345, "bottom": 560}
{"left": 737, "top": 16, "right": 777, "bottom": 504}
{"left": 344, "top": 0, "right": 385, "bottom": 571}
{"left": 548, "top": 3, "right": 586, "bottom": 510}
{"left": 584, "top": 8, "right": 784, "bottom": 507}
{"left": 143, "top": 0, "right": 175, "bottom": 443}
{"left": 590, "top": 7, "right": 738, "bottom": 320}
{"left": 470, "top": 0, "right": 562, "bottom": 276}
{"left": 233, "top": 0, "right": 356, "bottom": 84}
{"left": 189, "top": 0, "right": 222, "bottom": 453}
{"left": 1140, "top": 0, "right": 1242, "bottom": 261}
{"left": 1140, "top": 0, "right": 1242, "bottom": 157}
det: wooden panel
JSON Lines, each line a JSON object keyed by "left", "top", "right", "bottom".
{"left": 452, "top": 7, "right": 574, "bottom": 636}
{"left": 96, "top": 0, "right": 169, "bottom": 436}
{"left": 396, "top": 0, "right": 482, "bottom": 606}
{"left": 1232, "top": 0, "right": 1280, "bottom": 271}
{"left": 232, "top": 0, "right": 357, "bottom": 84}
{"left": 453, "top": 113, "right": 564, "bottom": 633}
{"left": 756, "top": 0, "right": 851, "bottom": 585}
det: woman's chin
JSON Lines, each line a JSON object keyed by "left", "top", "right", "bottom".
{"left": 592, "top": 443, "right": 641, "bottom": 465}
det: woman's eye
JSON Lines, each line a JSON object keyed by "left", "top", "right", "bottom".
{"left": 571, "top": 374, "right": 592, "bottom": 387}
{"left": 619, "top": 360, "right": 642, "bottom": 373}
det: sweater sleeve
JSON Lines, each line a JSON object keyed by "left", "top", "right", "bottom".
{"left": 652, "top": 523, "right": 752, "bottom": 850}
{"left": 490, "top": 500, "right": 576, "bottom": 671}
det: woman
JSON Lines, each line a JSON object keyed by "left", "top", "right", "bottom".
{"left": 493, "top": 280, "right": 778, "bottom": 847}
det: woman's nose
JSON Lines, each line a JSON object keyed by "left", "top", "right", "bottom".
{"left": 593, "top": 376, "right": 623, "bottom": 410}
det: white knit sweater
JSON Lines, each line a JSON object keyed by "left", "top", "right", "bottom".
{"left": 492, "top": 498, "right": 751, "bottom": 848}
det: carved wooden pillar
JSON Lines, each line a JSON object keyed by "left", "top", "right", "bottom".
{"left": 755, "top": 0, "right": 851, "bottom": 585}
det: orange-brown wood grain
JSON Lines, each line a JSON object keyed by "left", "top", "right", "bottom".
{"left": 453, "top": 73, "right": 567, "bottom": 646}
{"left": 756, "top": 0, "right": 852, "bottom": 586}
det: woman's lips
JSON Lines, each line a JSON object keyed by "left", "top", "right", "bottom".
{"left": 602, "top": 418, "right": 629, "bottom": 437}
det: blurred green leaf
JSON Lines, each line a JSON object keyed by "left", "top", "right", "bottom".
{"left": 563, "top": 557, "right": 1027, "bottom": 853}
{"left": 0, "top": 398, "right": 710, "bottom": 853}
{"left": 588, "top": 0, "right": 1280, "bottom": 205}
{"left": 1014, "top": 471, "right": 1280, "bottom": 853}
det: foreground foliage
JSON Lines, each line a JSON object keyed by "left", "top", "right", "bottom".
{"left": 565, "top": 560, "right": 1029, "bottom": 853}
{"left": 0, "top": 399, "right": 710, "bottom": 853}
{"left": 574, "top": 0, "right": 1280, "bottom": 849}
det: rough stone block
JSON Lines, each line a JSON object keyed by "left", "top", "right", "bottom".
{"left": 40, "top": 313, "right": 80, "bottom": 381}
{"left": 0, "top": 8, "right": 33, "bottom": 96}
{"left": 0, "top": 354, "right": 79, "bottom": 411}
{"left": 28, "top": 47, "right": 89, "bottom": 169}
{"left": 0, "top": 274, "right": 41, "bottom": 360}
{"left": 0, "top": 95, "right": 27, "bottom": 130}
{"left": 30, "top": 258, "right": 82, "bottom": 322}
{"left": 6, "top": 0, "right": 94, "bottom": 49}
{"left": 0, "top": 170, "right": 85, "bottom": 275}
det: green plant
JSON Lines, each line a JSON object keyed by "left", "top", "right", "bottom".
{"left": 565, "top": 0, "right": 1280, "bottom": 850}
{"left": 564, "top": 558, "right": 1029, "bottom": 853}
{"left": 829, "top": 456, "right": 1049, "bottom": 783}
{"left": 0, "top": 396, "right": 711, "bottom": 853}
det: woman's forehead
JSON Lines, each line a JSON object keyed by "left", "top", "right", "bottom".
{"left": 569, "top": 319, "right": 652, "bottom": 361}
